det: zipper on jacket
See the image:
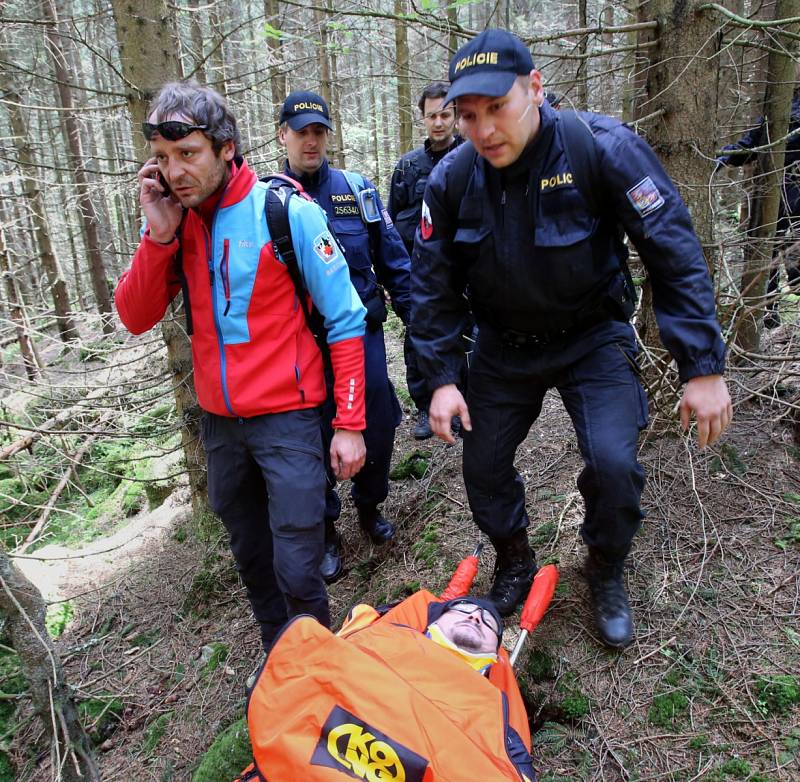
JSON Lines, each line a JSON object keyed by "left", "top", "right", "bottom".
{"left": 206, "top": 197, "right": 237, "bottom": 417}
{"left": 220, "top": 238, "right": 231, "bottom": 316}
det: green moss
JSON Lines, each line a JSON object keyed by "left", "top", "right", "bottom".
{"left": 202, "top": 643, "right": 229, "bottom": 675}
{"left": 708, "top": 443, "right": 747, "bottom": 476}
{"left": 688, "top": 734, "right": 708, "bottom": 750}
{"left": 648, "top": 691, "right": 689, "bottom": 728}
{"left": 78, "top": 696, "right": 123, "bottom": 745}
{"left": 754, "top": 674, "right": 800, "bottom": 716}
{"left": 390, "top": 450, "right": 431, "bottom": 480}
{"left": 180, "top": 550, "right": 238, "bottom": 617}
{"left": 561, "top": 692, "right": 591, "bottom": 719}
{"left": 0, "top": 751, "right": 14, "bottom": 782}
{"left": 45, "top": 601, "right": 74, "bottom": 638}
{"left": 774, "top": 517, "right": 800, "bottom": 550}
{"left": 141, "top": 711, "right": 172, "bottom": 755}
{"left": 389, "top": 581, "right": 421, "bottom": 601}
{"left": 717, "top": 758, "right": 750, "bottom": 778}
{"left": 130, "top": 402, "right": 176, "bottom": 436}
{"left": 130, "top": 629, "right": 161, "bottom": 648}
{"left": 526, "top": 647, "right": 556, "bottom": 681}
{"left": 530, "top": 521, "right": 557, "bottom": 547}
{"left": 410, "top": 522, "right": 440, "bottom": 567}
{"left": 192, "top": 717, "right": 252, "bottom": 782}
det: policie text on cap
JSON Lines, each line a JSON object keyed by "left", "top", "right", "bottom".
{"left": 279, "top": 90, "right": 333, "bottom": 131}
{"left": 444, "top": 29, "right": 535, "bottom": 105}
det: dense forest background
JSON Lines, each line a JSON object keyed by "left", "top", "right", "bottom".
{"left": 0, "top": 0, "right": 799, "bottom": 780}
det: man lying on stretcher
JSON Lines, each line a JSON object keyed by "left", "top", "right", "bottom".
{"left": 241, "top": 590, "right": 539, "bottom": 781}
{"left": 424, "top": 596, "right": 535, "bottom": 780}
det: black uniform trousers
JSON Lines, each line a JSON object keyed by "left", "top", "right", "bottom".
{"left": 203, "top": 409, "right": 329, "bottom": 650}
{"left": 321, "top": 326, "right": 402, "bottom": 521}
{"left": 462, "top": 320, "right": 648, "bottom": 558}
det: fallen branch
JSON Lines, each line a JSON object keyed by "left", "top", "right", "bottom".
{"left": 17, "top": 422, "right": 106, "bottom": 553}
{"left": 0, "top": 387, "right": 107, "bottom": 462}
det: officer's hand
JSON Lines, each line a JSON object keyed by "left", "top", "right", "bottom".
{"left": 430, "top": 384, "right": 471, "bottom": 445}
{"left": 679, "top": 374, "right": 733, "bottom": 448}
{"left": 330, "top": 430, "right": 366, "bottom": 480}
{"left": 138, "top": 158, "right": 182, "bottom": 243}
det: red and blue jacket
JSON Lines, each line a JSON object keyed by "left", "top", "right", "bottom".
{"left": 115, "top": 159, "right": 367, "bottom": 429}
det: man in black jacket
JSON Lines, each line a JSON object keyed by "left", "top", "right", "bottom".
{"left": 389, "top": 82, "right": 463, "bottom": 439}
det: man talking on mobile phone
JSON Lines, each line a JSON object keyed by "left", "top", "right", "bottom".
{"left": 115, "top": 80, "right": 367, "bottom": 651}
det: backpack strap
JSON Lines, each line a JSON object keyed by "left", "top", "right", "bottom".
{"left": 261, "top": 174, "right": 331, "bottom": 367}
{"left": 559, "top": 109, "right": 638, "bottom": 314}
{"left": 339, "top": 169, "right": 383, "bottom": 284}
{"left": 444, "top": 141, "right": 479, "bottom": 215}
{"left": 558, "top": 109, "right": 604, "bottom": 215}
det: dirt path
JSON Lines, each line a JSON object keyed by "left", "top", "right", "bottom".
{"left": 14, "top": 490, "right": 191, "bottom": 604}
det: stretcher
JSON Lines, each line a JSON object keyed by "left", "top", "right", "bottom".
{"left": 235, "top": 546, "right": 558, "bottom": 781}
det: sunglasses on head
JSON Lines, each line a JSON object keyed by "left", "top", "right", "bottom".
{"left": 142, "top": 121, "right": 207, "bottom": 141}
{"left": 447, "top": 600, "right": 501, "bottom": 636}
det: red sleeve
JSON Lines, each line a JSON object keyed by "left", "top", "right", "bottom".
{"left": 328, "top": 336, "right": 366, "bottom": 431}
{"left": 115, "top": 233, "right": 181, "bottom": 335}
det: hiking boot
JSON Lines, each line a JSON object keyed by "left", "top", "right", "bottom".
{"left": 413, "top": 409, "right": 433, "bottom": 440}
{"left": 486, "top": 530, "right": 538, "bottom": 617}
{"left": 320, "top": 524, "right": 344, "bottom": 584}
{"left": 584, "top": 549, "right": 634, "bottom": 650}
{"left": 357, "top": 505, "right": 396, "bottom": 544}
{"left": 764, "top": 308, "right": 781, "bottom": 329}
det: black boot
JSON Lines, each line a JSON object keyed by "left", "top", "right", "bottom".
{"left": 357, "top": 505, "right": 395, "bottom": 544}
{"left": 413, "top": 409, "right": 433, "bottom": 440}
{"left": 486, "top": 530, "right": 538, "bottom": 617}
{"left": 584, "top": 549, "right": 634, "bottom": 650}
{"left": 320, "top": 520, "right": 344, "bottom": 584}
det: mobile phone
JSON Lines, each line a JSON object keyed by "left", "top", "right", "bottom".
{"left": 156, "top": 171, "right": 172, "bottom": 198}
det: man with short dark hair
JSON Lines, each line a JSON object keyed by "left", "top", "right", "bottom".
{"left": 278, "top": 91, "right": 412, "bottom": 582}
{"left": 116, "top": 81, "right": 368, "bottom": 650}
{"left": 389, "top": 82, "right": 464, "bottom": 439}
{"left": 412, "top": 30, "right": 733, "bottom": 649}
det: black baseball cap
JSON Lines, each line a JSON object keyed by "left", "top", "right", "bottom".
{"left": 445, "top": 29, "right": 534, "bottom": 104}
{"left": 279, "top": 90, "right": 333, "bottom": 131}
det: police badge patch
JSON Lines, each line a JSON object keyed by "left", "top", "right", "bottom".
{"left": 420, "top": 200, "right": 433, "bottom": 240}
{"left": 626, "top": 176, "right": 665, "bottom": 217}
{"left": 313, "top": 232, "right": 337, "bottom": 263}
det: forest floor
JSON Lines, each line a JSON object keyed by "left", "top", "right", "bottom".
{"left": 5, "top": 316, "right": 800, "bottom": 782}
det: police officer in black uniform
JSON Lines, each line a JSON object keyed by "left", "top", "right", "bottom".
{"left": 411, "top": 30, "right": 733, "bottom": 649}
{"left": 389, "top": 83, "right": 464, "bottom": 439}
{"left": 278, "top": 91, "right": 412, "bottom": 583}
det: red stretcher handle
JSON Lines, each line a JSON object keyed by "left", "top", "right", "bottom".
{"left": 439, "top": 543, "right": 483, "bottom": 600}
{"left": 519, "top": 564, "right": 559, "bottom": 633}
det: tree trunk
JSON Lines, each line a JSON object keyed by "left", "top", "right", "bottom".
{"left": 43, "top": 0, "right": 114, "bottom": 335}
{"left": 736, "top": 0, "right": 800, "bottom": 351}
{"left": 446, "top": 2, "right": 459, "bottom": 54}
{"left": 265, "top": 0, "right": 287, "bottom": 122}
{"left": 326, "top": 0, "right": 346, "bottom": 169}
{"left": 0, "top": 550, "right": 100, "bottom": 781}
{"left": 109, "top": 0, "right": 210, "bottom": 523}
{"left": 394, "top": 0, "right": 413, "bottom": 156}
{"left": 576, "top": 0, "right": 588, "bottom": 110}
{"left": 634, "top": 0, "right": 722, "bottom": 395}
{"left": 0, "top": 226, "right": 40, "bottom": 380}
{"left": 314, "top": 2, "right": 344, "bottom": 166}
{"left": 5, "top": 96, "right": 79, "bottom": 343}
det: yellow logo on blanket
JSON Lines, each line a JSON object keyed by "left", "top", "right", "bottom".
{"left": 311, "top": 705, "right": 428, "bottom": 781}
